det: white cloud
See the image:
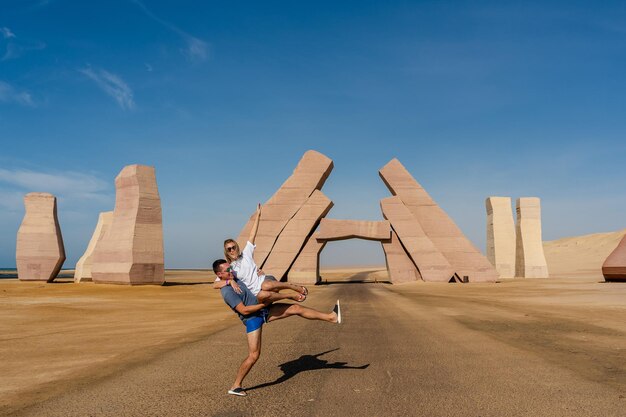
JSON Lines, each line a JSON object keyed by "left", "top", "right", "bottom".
{"left": 0, "top": 81, "right": 35, "bottom": 107}
{"left": 2, "top": 40, "right": 46, "bottom": 61}
{"left": 0, "top": 168, "right": 110, "bottom": 198}
{"left": 79, "top": 67, "right": 135, "bottom": 110}
{"left": 1, "top": 27, "right": 15, "bottom": 39}
{"left": 131, "top": 0, "right": 210, "bottom": 62}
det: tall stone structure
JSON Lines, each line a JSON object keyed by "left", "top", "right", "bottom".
{"left": 379, "top": 159, "right": 497, "bottom": 282}
{"left": 289, "top": 232, "right": 326, "bottom": 284}
{"left": 237, "top": 150, "right": 333, "bottom": 267}
{"left": 16, "top": 192, "right": 66, "bottom": 282}
{"left": 234, "top": 151, "right": 498, "bottom": 285}
{"left": 380, "top": 196, "right": 455, "bottom": 282}
{"left": 602, "top": 235, "right": 626, "bottom": 281}
{"left": 381, "top": 229, "right": 422, "bottom": 284}
{"left": 91, "top": 165, "right": 164, "bottom": 285}
{"left": 74, "top": 211, "right": 113, "bottom": 283}
{"left": 486, "top": 197, "right": 516, "bottom": 279}
{"left": 262, "top": 190, "right": 334, "bottom": 280}
{"left": 515, "top": 197, "right": 549, "bottom": 278}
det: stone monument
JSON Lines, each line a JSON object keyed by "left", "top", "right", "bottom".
{"left": 16, "top": 192, "right": 66, "bottom": 282}
{"left": 515, "top": 197, "right": 549, "bottom": 278}
{"left": 602, "top": 234, "right": 626, "bottom": 281}
{"left": 289, "top": 232, "right": 326, "bottom": 284}
{"left": 91, "top": 165, "right": 164, "bottom": 285}
{"left": 379, "top": 159, "right": 497, "bottom": 282}
{"left": 237, "top": 150, "right": 333, "bottom": 267}
{"left": 486, "top": 197, "right": 516, "bottom": 279}
{"left": 74, "top": 211, "right": 113, "bottom": 283}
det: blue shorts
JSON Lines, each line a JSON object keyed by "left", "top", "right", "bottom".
{"left": 245, "top": 309, "right": 268, "bottom": 333}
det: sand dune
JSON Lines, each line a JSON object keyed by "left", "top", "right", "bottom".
{"left": 543, "top": 229, "right": 626, "bottom": 279}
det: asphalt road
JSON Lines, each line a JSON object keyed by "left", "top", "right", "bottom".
{"left": 15, "top": 281, "right": 625, "bottom": 416}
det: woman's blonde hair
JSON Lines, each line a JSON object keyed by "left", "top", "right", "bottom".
{"left": 223, "top": 239, "right": 240, "bottom": 262}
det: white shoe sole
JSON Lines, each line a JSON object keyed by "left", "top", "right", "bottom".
{"left": 335, "top": 300, "right": 341, "bottom": 324}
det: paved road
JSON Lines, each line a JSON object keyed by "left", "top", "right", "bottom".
{"left": 17, "top": 282, "right": 625, "bottom": 416}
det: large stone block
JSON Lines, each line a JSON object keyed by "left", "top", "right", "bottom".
{"left": 379, "top": 159, "right": 497, "bottom": 282}
{"left": 515, "top": 197, "right": 549, "bottom": 278}
{"left": 288, "top": 232, "right": 326, "bottom": 284}
{"left": 74, "top": 211, "right": 113, "bottom": 283}
{"left": 602, "top": 234, "right": 626, "bottom": 281}
{"left": 317, "top": 219, "right": 391, "bottom": 241}
{"left": 262, "top": 190, "right": 334, "bottom": 279}
{"left": 91, "top": 165, "right": 164, "bottom": 285}
{"left": 486, "top": 197, "right": 516, "bottom": 279}
{"left": 381, "top": 228, "right": 422, "bottom": 284}
{"left": 380, "top": 196, "right": 455, "bottom": 282}
{"left": 237, "top": 150, "right": 333, "bottom": 267}
{"left": 16, "top": 193, "right": 66, "bottom": 282}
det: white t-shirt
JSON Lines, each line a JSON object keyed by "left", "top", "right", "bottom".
{"left": 229, "top": 241, "right": 265, "bottom": 296}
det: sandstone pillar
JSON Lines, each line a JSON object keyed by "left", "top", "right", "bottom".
{"left": 74, "top": 211, "right": 113, "bottom": 283}
{"left": 379, "top": 159, "right": 497, "bottom": 282}
{"left": 91, "top": 165, "right": 164, "bottom": 285}
{"left": 486, "top": 197, "right": 516, "bottom": 279}
{"left": 16, "top": 193, "right": 66, "bottom": 282}
{"left": 602, "top": 235, "right": 626, "bottom": 281}
{"left": 288, "top": 232, "right": 326, "bottom": 284}
{"left": 381, "top": 229, "right": 422, "bottom": 284}
{"left": 515, "top": 197, "right": 549, "bottom": 278}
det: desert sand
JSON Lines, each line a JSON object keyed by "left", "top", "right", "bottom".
{"left": 1, "top": 230, "right": 626, "bottom": 415}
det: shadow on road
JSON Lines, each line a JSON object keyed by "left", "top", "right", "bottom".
{"left": 246, "top": 348, "right": 369, "bottom": 391}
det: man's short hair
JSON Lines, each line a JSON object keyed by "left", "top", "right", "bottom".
{"left": 212, "top": 259, "right": 228, "bottom": 274}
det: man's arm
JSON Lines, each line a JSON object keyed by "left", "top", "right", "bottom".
{"left": 234, "top": 301, "right": 267, "bottom": 316}
{"left": 248, "top": 203, "right": 261, "bottom": 244}
{"left": 213, "top": 278, "right": 242, "bottom": 294}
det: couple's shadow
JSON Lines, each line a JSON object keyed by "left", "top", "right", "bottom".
{"left": 247, "top": 348, "right": 369, "bottom": 391}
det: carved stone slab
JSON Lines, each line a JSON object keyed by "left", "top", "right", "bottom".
{"left": 602, "top": 234, "right": 626, "bottom": 281}
{"left": 380, "top": 196, "right": 455, "bottom": 282}
{"left": 317, "top": 219, "right": 390, "bottom": 241}
{"left": 486, "top": 197, "right": 516, "bottom": 279}
{"left": 379, "top": 159, "right": 497, "bottom": 282}
{"left": 262, "top": 190, "right": 333, "bottom": 279}
{"left": 16, "top": 192, "right": 66, "bottom": 282}
{"left": 91, "top": 165, "right": 164, "bottom": 285}
{"left": 381, "top": 229, "right": 421, "bottom": 283}
{"left": 515, "top": 197, "right": 549, "bottom": 278}
{"left": 237, "top": 150, "right": 333, "bottom": 267}
{"left": 74, "top": 211, "right": 113, "bottom": 283}
{"left": 288, "top": 232, "right": 327, "bottom": 284}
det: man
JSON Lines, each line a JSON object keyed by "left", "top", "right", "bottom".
{"left": 212, "top": 258, "right": 341, "bottom": 397}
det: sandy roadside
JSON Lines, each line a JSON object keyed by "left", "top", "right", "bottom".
{"left": 0, "top": 270, "right": 238, "bottom": 412}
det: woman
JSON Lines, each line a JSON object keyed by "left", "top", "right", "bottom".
{"left": 215, "top": 204, "right": 308, "bottom": 304}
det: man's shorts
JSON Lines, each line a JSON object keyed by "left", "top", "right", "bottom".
{"left": 245, "top": 308, "right": 269, "bottom": 333}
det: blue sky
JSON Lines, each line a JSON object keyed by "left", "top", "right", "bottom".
{"left": 2, "top": 0, "right": 626, "bottom": 268}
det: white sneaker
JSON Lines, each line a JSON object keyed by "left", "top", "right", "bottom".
{"left": 333, "top": 300, "right": 341, "bottom": 324}
{"left": 228, "top": 387, "right": 247, "bottom": 396}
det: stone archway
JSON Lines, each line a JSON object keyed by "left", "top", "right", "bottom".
{"left": 235, "top": 150, "right": 498, "bottom": 285}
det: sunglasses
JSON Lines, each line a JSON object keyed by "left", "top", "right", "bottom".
{"left": 226, "top": 246, "right": 237, "bottom": 252}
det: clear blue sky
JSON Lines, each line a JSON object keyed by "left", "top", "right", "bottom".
{"left": 2, "top": 0, "right": 626, "bottom": 268}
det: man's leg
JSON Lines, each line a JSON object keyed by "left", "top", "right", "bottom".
{"left": 231, "top": 327, "right": 262, "bottom": 391}
{"left": 267, "top": 302, "right": 339, "bottom": 323}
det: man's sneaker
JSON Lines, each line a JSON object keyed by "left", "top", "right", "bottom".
{"left": 333, "top": 300, "right": 341, "bottom": 324}
{"left": 228, "top": 387, "right": 247, "bottom": 396}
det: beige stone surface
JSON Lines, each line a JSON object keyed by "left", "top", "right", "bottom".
{"left": 602, "top": 232, "right": 626, "bottom": 281}
{"left": 515, "top": 197, "right": 549, "bottom": 278}
{"left": 262, "top": 190, "right": 333, "bottom": 279}
{"left": 380, "top": 196, "right": 455, "bottom": 282}
{"left": 237, "top": 150, "right": 334, "bottom": 267}
{"left": 288, "top": 232, "right": 327, "bottom": 284}
{"left": 317, "top": 219, "right": 391, "bottom": 241}
{"left": 486, "top": 197, "right": 516, "bottom": 279}
{"left": 381, "top": 228, "right": 422, "bottom": 283}
{"left": 74, "top": 211, "right": 113, "bottom": 283}
{"left": 91, "top": 165, "right": 164, "bottom": 285}
{"left": 16, "top": 193, "right": 66, "bottom": 282}
{"left": 379, "top": 159, "right": 497, "bottom": 282}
